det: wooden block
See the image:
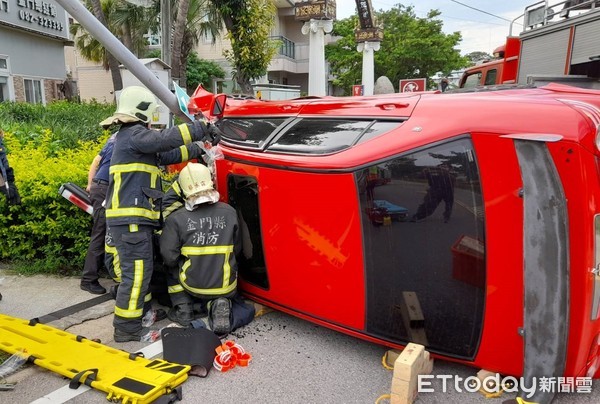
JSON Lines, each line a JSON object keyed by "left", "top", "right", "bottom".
{"left": 390, "top": 343, "right": 434, "bottom": 404}
{"left": 401, "top": 292, "right": 425, "bottom": 328}
{"left": 390, "top": 392, "right": 410, "bottom": 404}
{"left": 393, "top": 343, "right": 433, "bottom": 382}
{"left": 385, "top": 349, "right": 403, "bottom": 368}
{"left": 477, "top": 369, "right": 501, "bottom": 391}
{"left": 398, "top": 291, "right": 428, "bottom": 345}
{"left": 390, "top": 378, "right": 417, "bottom": 404}
{"left": 252, "top": 302, "right": 274, "bottom": 317}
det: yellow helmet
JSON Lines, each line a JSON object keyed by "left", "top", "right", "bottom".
{"left": 178, "top": 163, "right": 214, "bottom": 198}
{"left": 100, "top": 86, "right": 157, "bottom": 127}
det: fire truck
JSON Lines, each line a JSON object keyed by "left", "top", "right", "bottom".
{"left": 460, "top": 0, "right": 600, "bottom": 89}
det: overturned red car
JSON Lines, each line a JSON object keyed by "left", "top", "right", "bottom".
{"left": 193, "top": 83, "right": 600, "bottom": 391}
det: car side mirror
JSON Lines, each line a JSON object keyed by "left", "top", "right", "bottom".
{"left": 211, "top": 94, "right": 227, "bottom": 119}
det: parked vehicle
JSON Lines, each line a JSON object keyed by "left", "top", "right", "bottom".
{"left": 460, "top": 0, "right": 600, "bottom": 89}
{"left": 193, "top": 82, "right": 600, "bottom": 403}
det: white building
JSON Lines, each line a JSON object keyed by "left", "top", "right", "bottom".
{"left": 0, "top": 0, "right": 72, "bottom": 103}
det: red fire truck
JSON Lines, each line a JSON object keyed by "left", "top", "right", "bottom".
{"left": 460, "top": 0, "right": 600, "bottom": 89}
{"left": 191, "top": 81, "right": 600, "bottom": 403}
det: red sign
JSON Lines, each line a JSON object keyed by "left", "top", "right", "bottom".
{"left": 399, "top": 78, "right": 427, "bottom": 93}
{"left": 352, "top": 85, "right": 364, "bottom": 96}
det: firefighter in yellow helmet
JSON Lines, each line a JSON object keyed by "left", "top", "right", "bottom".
{"left": 102, "top": 86, "right": 222, "bottom": 343}
{"left": 159, "top": 163, "right": 241, "bottom": 336}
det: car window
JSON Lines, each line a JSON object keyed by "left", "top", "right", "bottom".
{"left": 358, "top": 137, "right": 486, "bottom": 359}
{"left": 219, "top": 118, "right": 288, "bottom": 148}
{"left": 484, "top": 69, "right": 498, "bottom": 85}
{"left": 267, "top": 119, "right": 401, "bottom": 155}
{"left": 462, "top": 72, "right": 482, "bottom": 89}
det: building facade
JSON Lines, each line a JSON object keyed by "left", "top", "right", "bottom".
{"left": 0, "top": 0, "right": 72, "bottom": 103}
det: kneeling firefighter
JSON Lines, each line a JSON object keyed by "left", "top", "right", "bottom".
{"left": 102, "top": 86, "right": 222, "bottom": 343}
{"left": 159, "top": 163, "right": 243, "bottom": 336}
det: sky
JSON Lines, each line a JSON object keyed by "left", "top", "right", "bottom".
{"left": 335, "top": 0, "right": 537, "bottom": 55}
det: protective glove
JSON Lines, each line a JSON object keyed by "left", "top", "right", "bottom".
{"left": 7, "top": 183, "right": 21, "bottom": 205}
{"left": 205, "top": 123, "right": 223, "bottom": 146}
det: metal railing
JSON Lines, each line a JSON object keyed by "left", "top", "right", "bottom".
{"left": 521, "top": 0, "right": 599, "bottom": 32}
{"left": 270, "top": 36, "right": 295, "bottom": 59}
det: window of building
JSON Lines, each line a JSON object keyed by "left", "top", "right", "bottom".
{"left": 202, "top": 15, "right": 214, "bottom": 43}
{"left": 24, "top": 79, "right": 43, "bottom": 103}
{"left": 0, "top": 57, "right": 10, "bottom": 102}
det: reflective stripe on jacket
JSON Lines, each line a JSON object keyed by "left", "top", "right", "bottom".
{"left": 159, "top": 202, "right": 242, "bottom": 298}
{"left": 105, "top": 122, "right": 204, "bottom": 226}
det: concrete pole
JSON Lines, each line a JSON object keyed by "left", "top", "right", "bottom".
{"left": 301, "top": 19, "right": 333, "bottom": 96}
{"left": 357, "top": 41, "right": 380, "bottom": 96}
{"left": 55, "top": 0, "right": 188, "bottom": 121}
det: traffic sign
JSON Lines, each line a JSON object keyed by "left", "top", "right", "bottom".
{"left": 173, "top": 81, "right": 194, "bottom": 121}
{"left": 399, "top": 78, "right": 426, "bottom": 92}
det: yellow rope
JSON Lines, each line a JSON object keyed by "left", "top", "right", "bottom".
{"left": 381, "top": 351, "right": 394, "bottom": 371}
{"left": 375, "top": 393, "right": 391, "bottom": 404}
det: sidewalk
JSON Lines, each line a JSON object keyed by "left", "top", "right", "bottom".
{"left": 0, "top": 271, "right": 596, "bottom": 403}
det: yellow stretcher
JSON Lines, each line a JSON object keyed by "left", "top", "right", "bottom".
{"left": 0, "top": 313, "right": 190, "bottom": 403}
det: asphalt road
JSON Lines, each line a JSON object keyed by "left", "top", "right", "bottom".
{"left": 0, "top": 271, "right": 597, "bottom": 403}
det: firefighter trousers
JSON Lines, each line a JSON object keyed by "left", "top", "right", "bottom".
{"left": 81, "top": 182, "right": 108, "bottom": 284}
{"left": 110, "top": 224, "right": 155, "bottom": 334}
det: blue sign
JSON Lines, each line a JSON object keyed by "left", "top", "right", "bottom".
{"left": 173, "top": 82, "right": 194, "bottom": 121}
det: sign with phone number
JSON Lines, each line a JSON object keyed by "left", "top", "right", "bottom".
{"left": 0, "top": 0, "right": 69, "bottom": 40}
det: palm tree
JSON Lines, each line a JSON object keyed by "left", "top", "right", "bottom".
{"left": 70, "top": 0, "right": 159, "bottom": 93}
{"left": 172, "top": 0, "right": 221, "bottom": 90}
{"left": 88, "top": 0, "right": 123, "bottom": 92}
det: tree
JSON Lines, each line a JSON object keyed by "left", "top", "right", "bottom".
{"left": 186, "top": 52, "right": 225, "bottom": 92}
{"left": 210, "top": 0, "right": 278, "bottom": 94}
{"left": 88, "top": 0, "right": 122, "bottom": 92}
{"left": 172, "top": 0, "right": 222, "bottom": 90}
{"left": 171, "top": 0, "right": 191, "bottom": 89}
{"left": 70, "top": 0, "right": 158, "bottom": 93}
{"left": 326, "top": 5, "right": 470, "bottom": 95}
{"left": 465, "top": 51, "right": 492, "bottom": 65}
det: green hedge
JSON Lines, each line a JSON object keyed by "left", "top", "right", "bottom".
{"left": 0, "top": 101, "right": 114, "bottom": 275}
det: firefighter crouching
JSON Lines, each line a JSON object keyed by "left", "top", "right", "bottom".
{"left": 101, "top": 86, "right": 222, "bottom": 343}
{"left": 160, "top": 163, "right": 243, "bottom": 336}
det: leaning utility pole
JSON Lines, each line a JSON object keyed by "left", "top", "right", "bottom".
{"left": 55, "top": 0, "right": 187, "bottom": 121}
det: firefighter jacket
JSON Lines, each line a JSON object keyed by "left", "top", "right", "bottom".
{"left": 105, "top": 121, "right": 206, "bottom": 227}
{"left": 159, "top": 201, "right": 242, "bottom": 299}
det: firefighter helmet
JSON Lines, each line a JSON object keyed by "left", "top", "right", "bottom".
{"left": 178, "top": 163, "right": 214, "bottom": 198}
{"left": 100, "top": 86, "right": 158, "bottom": 127}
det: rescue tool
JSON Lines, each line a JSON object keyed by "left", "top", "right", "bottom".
{"left": 0, "top": 313, "right": 190, "bottom": 403}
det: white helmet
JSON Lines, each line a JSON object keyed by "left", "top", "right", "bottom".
{"left": 178, "top": 163, "right": 214, "bottom": 198}
{"left": 100, "top": 86, "right": 157, "bottom": 127}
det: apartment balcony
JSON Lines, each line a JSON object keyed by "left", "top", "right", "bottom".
{"left": 269, "top": 35, "right": 309, "bottom": 74}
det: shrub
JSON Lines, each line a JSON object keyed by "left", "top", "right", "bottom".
{"left": 0, "top": 101, "right": 114, "bottom": 275}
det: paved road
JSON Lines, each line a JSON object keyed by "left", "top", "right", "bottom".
{"left": 0, "top": 272, "right": 597, "bottom": 403}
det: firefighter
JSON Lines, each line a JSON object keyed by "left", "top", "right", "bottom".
{"left": 159, "top": 163, "right": 241, "bottom": 336}
{"left": 101, "top": 86, "right": 222, "bottom": 343}
{"left": 411, "top": 162, "right": 456, "bottom": 223}
{"left": 0, "top": 129, "right": 21, "bottom": 206}
{"left": 80, "top": 134, "right": 116, "bottom": 295}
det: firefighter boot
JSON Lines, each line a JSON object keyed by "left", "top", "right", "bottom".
{"left": 168, "top": 303, "right": 194, "bottom": 327}
{"left": 209, "top": 297, "right": 232, "bottom": 337}
{"left": 114, "top": 327, "right": 161, "bottom": 343}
